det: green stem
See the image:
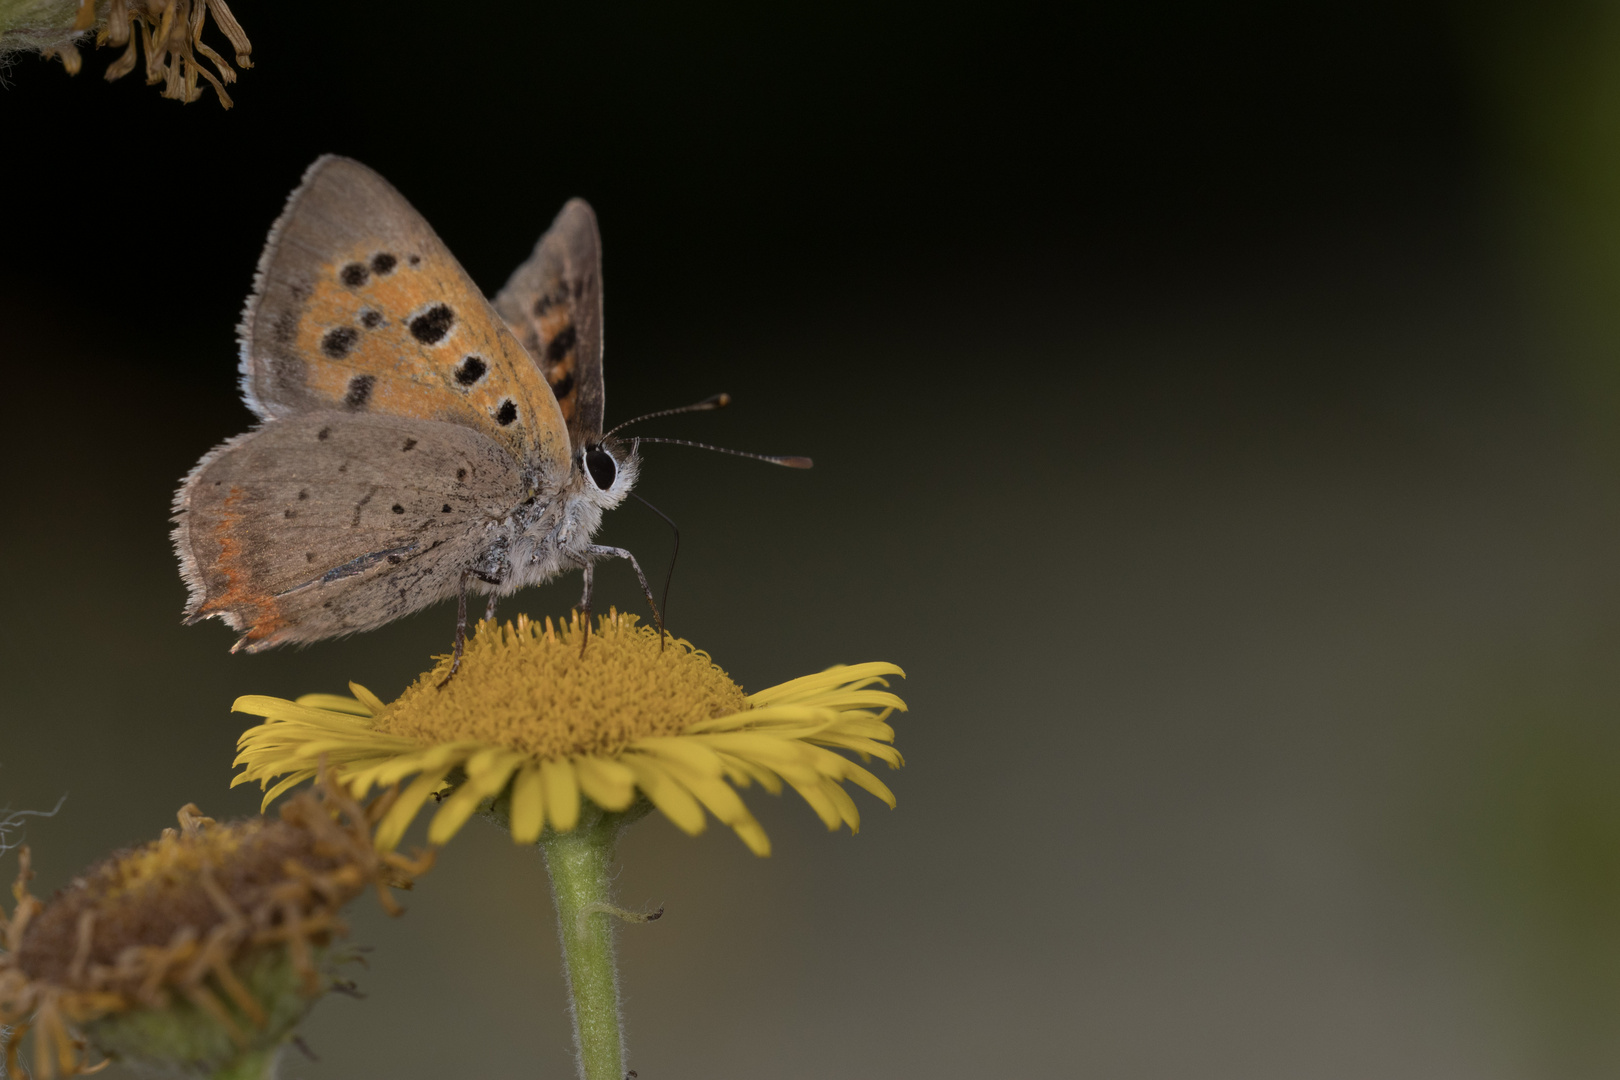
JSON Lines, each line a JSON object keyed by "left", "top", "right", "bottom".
{"left": 541, "top": 808, "right": 629, "bottom": 1080}
{"left": 211, "top": 1045, "right": 281, "bottom": 1080}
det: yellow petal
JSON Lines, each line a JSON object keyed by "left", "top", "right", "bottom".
{"left": 714, "top": 751, "right": 784, "bottom": 795}
{"left": 347, "top": 683, "right": 388, "bottom": 715}
{"left": 732, "top": 818, "right": 772, "bottom": 856}
{"left": 745, "top": 662, "right": 904, "bottom": 707}
{"left": 471, "top": 749, "right": 525, "bottom": 789}
{"left": 369, "top": 743, "right": 476, "bottom": 787}
{"left": 822, "top": 779, "right": 861, "bottom": 832}
{"left": 783, "top": 774, "right": 842, "bottom": 830}
{"left": 631, "top": 736, "right": 724, "bottom": 777}
{"left": 656, "top": 757, "right": 754, "bottom": 827}
{"left": 510, "top": 766, "right": 545, "bottom": 844}
{"left": 464, "top": 745, "right": 508, "bottom": 779}
{"left": 696, "top": 731, "right": 817, "bottom": 766}
{"left": 428, "top": 751, "right": 523, "bottom": 845}
{"left": 259, "top": 769, "right": 316, "bottom": 811}
{"left": 295, "top": 693, "right": 373, "bottom": 716}
{"left": 231, "top": 696, "right": 372, "bottom": 730}
{"left": 684, "top": 706, "right": 832, "bottom": 735}
{"left": 374, "top": 766, "right": 452, "bottom": 850}
{"left": 837, "top": 760, "right": 897, "bottom": 808}
{"left": 427, "top": 778, "right": 489, "bottom": 845}
{"left": 540, "top": 758, "right": 580, "bottom": 832}
{"left": 574, "top": 756, "right": 636, "bottom": 811}
{"left": 806, "top": 732, "right": 903, "bottom": 768}
{"left": 785, "top": 689, "right": 909, "bottom": 714}
{"left": 620, "top": 754, "right": 706, "bottom": 835}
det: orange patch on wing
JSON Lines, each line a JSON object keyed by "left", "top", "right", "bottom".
{"left": 197, "top": 487, "right": 287, "bottom": 642}
{"left": 536, "top": 307, "right": 578, "bottom": 420}
{"left": 286, "top": 251, "right": 570, "bottom": 468}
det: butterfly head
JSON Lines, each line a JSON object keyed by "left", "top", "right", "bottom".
{"left": 571, "top": 436, "right": 639, "bottom": 511}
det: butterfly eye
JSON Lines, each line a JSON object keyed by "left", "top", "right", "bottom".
{"left": 585, "top": 448, "right": 617, "bottom": 491}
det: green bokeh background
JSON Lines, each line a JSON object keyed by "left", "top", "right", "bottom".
{"left": 9, "top": 2, "right": 1620, "bottom": 1076}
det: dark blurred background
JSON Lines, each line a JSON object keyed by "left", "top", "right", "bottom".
{"left": 10, "top": 1, "right": 1620, "bottom": 1076}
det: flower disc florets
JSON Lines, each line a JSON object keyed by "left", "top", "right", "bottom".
{"left": 377, "top": 610, "right": 748, "bottom": 758}
{"left": 233, "top": 612, "right": 907, "bottom": 857}
{"left": 0, "top": 782, "right": 429, "bottom": 1078}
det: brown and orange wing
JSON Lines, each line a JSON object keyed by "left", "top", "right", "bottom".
{"left": 239, "top": 155, "right": 572, "bottom": 481}
{"left": 174, "top": 413, "right": 525, "bottom": 651}
{"left": 492, "top": 199, "right": 605, "bottom": 447}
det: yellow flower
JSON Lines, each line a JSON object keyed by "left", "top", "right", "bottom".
{"left": 232, "top": 612, "right": 907, "bottom": 857}
{"left": 0, "top": 780, "right": 430, "bottom": 1079}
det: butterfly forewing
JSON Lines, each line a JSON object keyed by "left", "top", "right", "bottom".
{"left": 175, "top": 413, "right": 525, "bottom": 651}
{"left": 240, "top": 155, "right": 573, "bottom": 478}
{"left": 493, "top": 198, "right": 605, "bottom": 447}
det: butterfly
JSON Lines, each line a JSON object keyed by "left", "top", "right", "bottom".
{"left": 172, "top": 155, "right": 804, "bottom": 670}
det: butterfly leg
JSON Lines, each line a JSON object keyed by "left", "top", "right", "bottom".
{"left": 585, "top": 545, "right": 666, "bottom": 649}
{"left": 439, "top": 569, "right": 473, "bottom": 687}
{"left": 575, "top": 557, "right": 596, "bottom": 658}
{"left": 484, "top": 593, "right": 498, "bottom": 623}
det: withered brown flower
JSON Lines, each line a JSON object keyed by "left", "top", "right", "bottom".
{"left": 33, "top": 0, "right": 252, "bottom": 107}
{"left": 0, "top": 779, "right": 429, "bottom": 1078}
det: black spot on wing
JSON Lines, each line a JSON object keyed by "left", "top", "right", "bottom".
{"left": 360, "top": 309, "right": 383, "bottom": 328}
{"left": 544, "top": 324, "right": 577, "bottom": 363}
{"left": 317, "top": 427, "right": 331, "bottom": 441}
{"left": 455, "top": 468, "right": 467, "bottom": 481}
{"left": 455, "top": 356, "right": 487, "bottom": 386}
{"left": 391, "top": 504, "right": 405, "bottom": 514}
{"left": 402, "top": 438, "right": 417, "bottom": 451}
{"left": 442, "top": 503, "right": 452, "bottom": 513}
{"left": 408, "top": 254, "right": 421, "bottom": 267}
{"left": 298, "top": 489, "right": 308, "bottom": 500}
{"left": 341, "top": 262, "right": 369, "bottom": 287}
{"left": 345, "top": 375, "right": 375, "bottom": 410}
{"left": 371, "top": 253, "right": 398, "bottom": 275}
{"left": 322, "top": 327, "right": 359, "bottom": 359}
{"left": 410, "top": 304, "right": 455, "bottom": 345}
{"left": 495, "top": 399, "right": 518, "bottom": 426}
{"left": 549, "top": 371, "right": 575, "bottom": 400}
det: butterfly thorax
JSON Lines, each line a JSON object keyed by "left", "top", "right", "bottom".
{"left": 488, "top": 440, "right": 639, "bottom": 595}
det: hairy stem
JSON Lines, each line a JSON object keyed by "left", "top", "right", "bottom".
{"left": 542, "top": 808, "right": 629, "bottom": 1080}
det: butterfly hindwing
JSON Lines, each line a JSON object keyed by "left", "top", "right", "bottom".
{"left": 174, "top": 412, "right": 525, "bottom": 651}
{"left": 240, "top": 155, "right": 572, "bottom": 482}
{"left": 493, "top": 198, "right": 605, "bottom": 447}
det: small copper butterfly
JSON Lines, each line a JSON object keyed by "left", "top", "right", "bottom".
{"left": 172, "top": 155, "right": 806, "bottom": 671}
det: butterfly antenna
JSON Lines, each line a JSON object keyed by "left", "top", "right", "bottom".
{"left": 630, "top": 492, "right": 680, "bottom": 647}
{"left": 603, "top": 393, "right": 732, "bottom": 440}
{"left": 632, "top": 437, "right": 812, "bottom": 469}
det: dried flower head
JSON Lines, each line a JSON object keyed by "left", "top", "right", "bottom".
{"left": 0, "top": 780, "right": 430, "bottom": 1078}
{"left": 234, "top": 611, "right": 908, "bottom": 857}
{"left": 3, "top": 0, "right": 252, "bottom": 107}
